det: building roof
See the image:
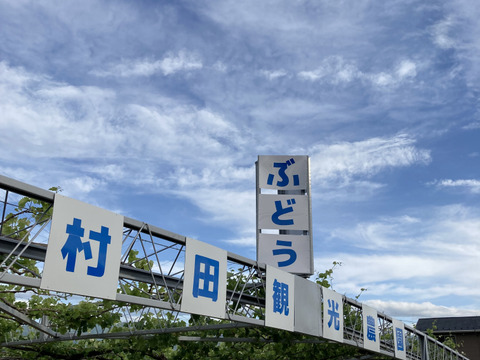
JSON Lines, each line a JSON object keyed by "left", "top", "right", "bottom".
{"left": 417, "top": 316, "right": 480, "bottom": 333}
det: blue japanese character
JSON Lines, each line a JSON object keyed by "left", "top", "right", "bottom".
{"left": 272, "top": 279, "right": 289, "bottom": 315}
{"left": 267, "top": 158, "right": 300, "bottom": 187}
{"left": 61, "top": 218, "right": 92, "bottom": 273}
{"left": 396, "top": 327, "right": 404, "bottom": 351}
{"left": 327, "top": 299, "right": 341, "bottom": 331}
{"left": 60, "top": 218, "right": 111, "bottom": 277}
{"left": 271, "top": 198, "right": 296, "bottom": 226}
{"left": 272, "top": 240, "right": 297, "bottom": 267}
{"left": 87, "top": 226, "right": 111, "bottom": 277}
{"left": 192, "top": 255, "right": 219, "bottom": 302}
{"left": 366, "top": 315, "right": 376, "bottom": 341}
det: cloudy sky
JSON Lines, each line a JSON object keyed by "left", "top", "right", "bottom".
{"left": 1, "top": 0, "right": 479, "bottom": 324}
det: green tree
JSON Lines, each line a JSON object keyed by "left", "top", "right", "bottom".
{"left": 424, "top": 320, "right": 463, "bottom": 354}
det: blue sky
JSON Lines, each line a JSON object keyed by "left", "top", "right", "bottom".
{"left": 1, "top": 0, "right": 479, "bottom": 324}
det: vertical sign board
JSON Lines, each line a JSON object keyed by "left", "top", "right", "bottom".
{"left": 392, "top": 318, "right": 407, "bottom": 360}
{"left": 40, "top": 194, "right": 123, "bottom": 300}
{"left": 258, "top": 234, "right": 312, "bottom": 275}
{"left": 256, "top": 155, "right": 313, "bottom": 276}
{"left": 257, "top": 195, "right": 310, "bottom": 230}
{"left": 362, "top": 304, "right": 380, "bottom": 353}
{"left": 258, "top": 156, "right": 309, "bottom": 190}
{"left": 294, "top": 276, "right": 322, "bottom": 337}
{"left": 181, "top": 237, "right": 227, "bottom": 319}
{"left": 322, "top": 287, "right": 344, "bottom": 343}
{"left": 265, "top": 264, "right": 295, "bottom": 332}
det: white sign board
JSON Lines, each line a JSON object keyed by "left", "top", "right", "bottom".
{"left": 258, "top": 155, "right": 309, "bottom": 190}
{"left": 258, "top": 233, "right": 311, "bottom": 274}
{"left": 294, "top": 276, "right": 322, "bottom": 337}
{"left": 393, "top": 318, "right": 407, "bottom": 360}
{"left": 322, "top": 287, "right": 344, "bottom": 343}
{"left": 41, "top": 194, "right": 124, "bottom": 300}
{"left": 256, "top": 155, "right": 313, "bottom": 276}
{"left": 265, "top": 265, "right": 295, "bottom": 331}
{"left": 362, "top": 304, "right": 380, "bottom": 353}
{"left": 181, "top": 238, "right": 227, "bottom": 319}
{"left": 258, "top": 194, "right": 310, "bottom": 230}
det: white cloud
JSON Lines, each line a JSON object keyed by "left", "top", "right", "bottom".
{"left": 212, "top": 61, "right": 227, "bottom": 72}
{"left": 328, "top": 204, "right": 480, "bottom": 256}
{"left": 0, "top": 61, "right": 42, "bottom": 87}
{"left": 430, "top": 179, "right": 480, "bottom": 194}
{"left": 61, "top": 176, "right": 106, "bottom": 197}
{"left": 368, "top": 72, "right": 395, "bottom": 87}
{"left": 160, "top": 51, "right": 203, "bottom": 75}
{"left": 365, "top": 300, "right": 480, "bottom": 319}
{"left": 314, "top": 204, "right": 480, "bottom": 315}
{"left": 298, "top": 56, "right": 360, "bottom": 84}
{"left": 173, "top": 188, "right": 256, "bottom": 233}
{"left": 312, "top": 180, "right": 386, "bottom": 202}
{"left": 124, "top": 104, "right": 248, "bottom": 172}
{"left": 317, "top": 254, "right": 447, "bottom": 286}
{"left": 260, "top": 69, "right": 288, "bottom": 80}
{"left": 430, "top": 17, "right": 457, "bottom": 49}
{"left": 0, "top": 62, "right": 438, "bottom": 249}
{"left": 309, "top": 134, "right": 431, "bottom": 182}
{"left": 315, "top": 251, "right": 480, "bottom": 311}
{"left": 463, "top": 122, "right": 480, "bottom": 130}
{"left": 330, "top": 219, "right": 417, "bottom": 252}
{"left": 298, "top": 56, "right": 418, "bottom": 88}
{"left": 365, "top": 61, "right": 418, "bottom": 88}
{"left": 0, "top": 62, "right": 122, "bottom": 160}
{"left": 0, "top": 60, "right": 257, "bottom": 211}
{"left": 92, "top": 51, "right": 202, "bottom": 78}
{"left": 222, "top": 236, "right": 256, "bottom": 248}
{"left": 396, "top": 60, "right": 417, "bottom": 79}
{"left": 0, "top": 61, "right": 247, "bottom": 167}
{"left": 89, "top": 164, "right": 127, "bottom": 181}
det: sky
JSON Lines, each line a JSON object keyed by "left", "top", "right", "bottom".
{"left": 0, "top": 0, "right": 479, "bottom": 325}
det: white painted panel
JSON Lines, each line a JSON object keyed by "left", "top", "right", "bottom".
{"left": 181, "top": 237, "right": 227, "bottom": 319}
{"left": 41, "top": 194, "right": 123, "bottom": 300}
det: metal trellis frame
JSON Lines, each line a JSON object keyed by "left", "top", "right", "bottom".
{"left": 0, "top": 175, "right": 469, "bottom": 359}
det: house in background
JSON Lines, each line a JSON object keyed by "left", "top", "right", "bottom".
{"left": 416, "top": 316, "right": 480, "bottom": 360}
